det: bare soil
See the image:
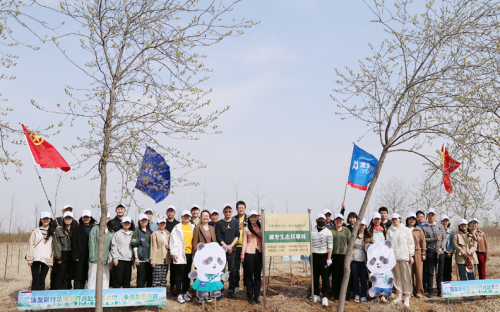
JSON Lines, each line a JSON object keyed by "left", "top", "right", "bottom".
{"left": 2, "top": 241, "right": 500, "bottom": 311}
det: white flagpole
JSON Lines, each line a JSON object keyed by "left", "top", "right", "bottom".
{"left": 342, "top": 143, "right": 356, "bottom": 204}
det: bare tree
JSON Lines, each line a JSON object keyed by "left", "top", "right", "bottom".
{"left": 32, "top": 202, "right": 41, "bottom": 229}
{"left": 231, "top": 179, "right": 243, "bottom": 202}
{"left": 410, "top": 173, "right": 445, "bottom": 214}
{"left": 200, "top": 180, "right": 212, "bottom": 210}
{"left": 285, "top": 199, "right": 292, "bottom": 213}
{"left": 249, "top": 181, "right": 269, "bottom": 211}
{"left": 374, "top": 176, "right": 412, "bottom": 216}
{"left": 4, "top": 192, "right": 16, "bottom": 279}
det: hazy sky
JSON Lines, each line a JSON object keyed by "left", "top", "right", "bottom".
{"left": 0, "top": 0, "right": 472, "bottom": 230}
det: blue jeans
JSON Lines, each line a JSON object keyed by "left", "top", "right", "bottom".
{"left": 457, "top": 264, "right": 476, "bottom": 281}
{"left": 351, "top": 261, "right": 367, "bottom": 297}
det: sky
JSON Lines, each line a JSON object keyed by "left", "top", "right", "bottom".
{"left": 0, "top": 0, "right": 480, "bottom": 230}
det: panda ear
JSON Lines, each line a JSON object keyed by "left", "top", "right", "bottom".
{"left": 365, "top": 243, "right": 372, "bottom": 252}
{"left": 384, "top": 240, "right": 392, "bottom": 249}
{"left": 222, "top": 245, "right": 228, "bottom": 253}
{"left": 197, "top": 243, "right": 205, "bottom": 251}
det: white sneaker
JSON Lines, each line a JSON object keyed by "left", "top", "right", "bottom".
{"left": 354, "top": 295, "right": 360, "bottom": 303}
{"left": 322, "top": 297, "right": 328, "bottom": 306}
{"left": 177, "top": 294, "right": 185, "bottom": 304}
{"left": 361, "top": 297, "right": 367, "bottom": 303}
{"left": 394, "top": 293, "right": 403, "bottom": 303}
{"left": 380, "top": 296, "right": 387, "bottom": 303}
{"left": 183, "top": 294, "right": 192, "bottom": 302}
{"left": 404, "top": 296, "right": 410, "bottom": 307}
{"left": 314, "top": 295, "right": 320, "bottom": 303}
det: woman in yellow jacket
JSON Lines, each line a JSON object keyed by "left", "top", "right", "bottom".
{"left": 150, "top": 218, "right": 172, "bottom": 288}
{"left": 453, "top": 218, "right": 478, "bottom": 299}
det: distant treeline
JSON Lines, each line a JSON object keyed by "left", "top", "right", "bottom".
{"left": 0, "top": 232, "right": 31, "bottom": 243}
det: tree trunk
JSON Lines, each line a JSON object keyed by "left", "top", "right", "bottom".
{"left": 4, "top": 243, "right": 9, "bottom": 280}
{"left": 336, "top": 148, "right": 388, "bottom": 312}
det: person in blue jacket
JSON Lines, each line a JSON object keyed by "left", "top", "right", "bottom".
{"left": 441, "top": 215, "right": 454, "bottom": 282}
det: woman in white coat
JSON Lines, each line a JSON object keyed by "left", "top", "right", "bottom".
{"left": 386, "top": 213, "right": 415, "bottom": 307}
{"left": 169, "top": 210, "right": 195, "bottom": 304}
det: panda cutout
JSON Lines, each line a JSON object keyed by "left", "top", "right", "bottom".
{"left": 188, "top": 242, "right": 230, "bottom": 299}
{"left": 365, "top": 240, "right": 397, "bottom": 299}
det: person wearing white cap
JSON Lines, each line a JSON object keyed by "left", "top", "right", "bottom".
{"left": 330, "top": 212, "right": 351, "bottom": 301}
{"left": 453, "top": 218, "right": 478, "bottom": 298}
{"left": 209, "top": 209, "right": 219, "bottom": 229}
{"left": 440, "top": 215, "right": 454, "bottom": 283}
{"left": 56, "top": 204, "right": 78, "bottom": 227}
{"left": 26, "top": 212, "right": 56, "bottom": 291}
{"left": 368, "top": 212, "right": 387, "bottom": 244}
{"left": 405, "top": 212, "right": 426, "bottom": 298}
{"left": 72, "top": 210, "right": 96, "bottom": 289}
{"left": 110, "top": 216, "right": 134, "bottom": 288}
{"left": 165, "top": 205, "right": 179, "bottom": 295}
{"left": 469, "top": 218, "right": 489, "bottom": 280}
{"left": 150, "top": 218, "right": 171, "bottom": 288}
{"left": 88, "top": 211, "right": 114, "bottom": 289}
{"left": 386, "top": 213, "right": 415, "bottom": 307}
{"left": 52, "top": 211, "right": 76, "bottom": 290}
{"left": 421, "top": 208, "right": 447, "bottom": 298}
{"left": 170, "top": 210, "right": 195, "bottom": 303}
{"left": 241, "top": 210, "right": 265, "bottom": 305}
{"left": 193, "top": 210, "right": 217, "bottom": 256}
{"left": 131, "top": 214, "right": 154, "bottom": 288}
{"left": 351, "top": 218, "right": 371, "bottom": 303}
{"left": 145, "top": 208, "right": 158, "bottom": 232}
{"left": 191, "top": 205, "right": 201, "bottom": 225}
{"left": 310, "top": 213, "right": 333, "bottom": 306}
{"left": 323, "top": 209, "right": 333, "bottom": 229}
{"left": 110, "top": 203, "right": 136, "bottom": 233}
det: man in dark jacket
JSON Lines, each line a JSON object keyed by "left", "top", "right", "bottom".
{"left": 379, "top": 206, "right": 392, "bottom": 229}
{"left": 216, "top": 204, "right": 240, "bottom": 300}
{"left": 56, "top": 204, "right": 78, "bottom": 227}
{"left": 232, "top": 200, "right": 248, "bottom": 292}
{"left": 109, "top": 203, "right": 135, "bottom": 232}
{"left": 165, "top": 205, "right": 179, "bottom": 295}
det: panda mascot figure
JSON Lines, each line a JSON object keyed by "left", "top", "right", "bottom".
{"left": 188, "top": 242, "right": 230, "bottom": 301}
{"left": 365, "top": 240, "right": 397, "bottom": 301}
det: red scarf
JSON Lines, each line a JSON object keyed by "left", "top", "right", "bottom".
{"left": 374, "top": 225, "right": 384, "bottom": 231}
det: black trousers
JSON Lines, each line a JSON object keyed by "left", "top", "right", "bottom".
{"left": 235, "top": 246, "right": 245, "bottom": 288}
{"left": 331, "top": 254, "right": 345, "bottom": 299}
{"left": 176, "top": 254, "right": 193, "bottom": 294}
{"left": 52, "top": 258, "right": 73, "bottom": 290}
{"left": 424, "top": 250, "right": 444, "bottom": 295}
{"left": 312, "top": 253, "right": 329, "bottom": 297}
{"left": 113, "top": 260, "right": 132, "bottom": 288}
{"left": 244, "top": 252, "right": 262, "bottom": 299}
{"left": 31, "top": 261, "right": 49, "bottom": 291}
{"left": 222, "top": 251, "right": 237, "bottom": 294}
{"left": 442, "top": 254, "right": 453, "bottom": 282}
{"left": 136, "top": 262, "right": 153, "bottom": 288}
{"left": 170, "top": 264, "right": 178, "bottom": 291}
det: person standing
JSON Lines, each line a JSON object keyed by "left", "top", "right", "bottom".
{"left": 346, "top": 212, "right": 358, "bottom": 233}
{"left": 241, "top": 211, "right": 265, "bottom": 305}
{"left": 406, "top": 212, "right": 426, "bottom": 298}
{"left": 421, "top": 208, "right": 446, "bottom": 298}
{"left": 351, "top": 218, "right": 371, "bottom": 303}
{"left": 209, "top": 210, "right": 219, "bottom": 228}
{"left": 56, "top": 205, "right": 78, "bottom": 227}
{"left": 109, "top": 203, "right": 136, "bottom": 232}
{"left": 151, "top": 218, "right": 171, "bottom": 288}
{"left": 416, "top": 211, "right": 427, "bottom": 228}
{"left": 469, "top": 218, "right": 489, "bottom": 280}
{"left": 323, "top": 209, "right": 333, "bottom": 229}
{"left": 441, "top": 215, "right": 454, "bottom": 282}
{"left": 379, "top": 207, "right": 391, "bottom": 229}
{"left": 329, "top": 213, "right": 351, "bottom": 301}
{"left": 386, "top": 213, "right": 414, "bottom": 307}
{"left": 170, "top": 210, "right": 195, "bottom": 303}
{"left": 165, "top": 205, "right": 180, "bottom": 296}
{"left": 368, "top": 213, "right": 387, "bottom": 244}
{"left": 145, "top": 208, "right": 158, "bottom": 232}
{"left": 193, "top": 210, "right": 217, "bottom": 255}
{"left": 233, "top": 200, "right": 248, "bottom": 293}
{"left": 72, "top": 210, "right": 95, "bottom": 289}
{"left": 215, "top": 204, "right": 240, "bottom": 300}
{"left": 110, "top": 216, "right": 134, "bottom": 288}
{"left": 131, "top": 214, "right": 153, "bottom": 288}
{"left": 87, "top": 212, "right": 114, "bottom": 289}
{"left": 454, "top": 218, "right": 478, "bottom": 299}
{"left": 191, "top": 205, "right": 201, "bottom": 225}
{"left": 52, "top": 211, "right": 76, "bottom": 290}
{"left": 27, "top": 212, "right": 55, "bottom": 290}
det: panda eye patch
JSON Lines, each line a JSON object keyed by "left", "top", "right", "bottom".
{"left": 370, "top": 257, "right": 376, "bottom": 265}
{"left": 202, "top": 257, "right": 213, "bottom": 265}
{"left": 217, "top": 257, "right": 223, "bottom": 265}
{"left": 379, "top": 256, "right": 387, "bottom": 264}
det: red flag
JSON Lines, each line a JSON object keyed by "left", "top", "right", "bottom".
{"left": 21, "top": 124, "right": 70, "bottom": 172}
{"left": 440, "top": 144, "right": 460, "bottom": 193}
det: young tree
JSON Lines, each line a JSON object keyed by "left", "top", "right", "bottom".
{"left": 374, "top": 176, "right": 412, "bottom": 216}
{"left": 332, "top": 1, "right": 500, "bottom": 310}
{"left": 410, "top": 173, "right": 445, "bottom": 214}
{"left": 35, "top": 0, "right": 256, "bottom": 309}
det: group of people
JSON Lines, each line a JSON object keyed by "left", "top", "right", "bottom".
{"left": 310, "top": 206, "right": 490, "bottom": 307}
{"left": 26, "top": 201, "right": 265, "bottom": 305}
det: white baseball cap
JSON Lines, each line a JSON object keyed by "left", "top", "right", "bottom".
{"left": 441, "top": 215, "right": 449, "bottom": 221}
{"left": 121, "top": 216, "right": 132, "bottom": 223}
{"left": 167, "top": 205, "right": 176, "bottom": 211}
{"left": 116, "top": 203, "right": 126, "bottom": 209}
{"left": 459, "top": 218, "right": 468, "bottom": 225}
{"left": 138, "top": 213, "right": 148, "bottom": 221}
{"left": 248, "top": 210, "right": 258, "bottom": 217}
{"left": 426, "top": 208, "right": 436, "bottom": 214}
{"left": 372, "top": 212, "right": 381, "bottom": 220}
{"left": 144, "top": 208, "right": 153, "bottom": 214}
{"left": 390, "top": 213, "right": 400, "bottom": 220}
{"left": 223, "top": 204, "right": 232, "bottom": 210}
{"left": 407, "top": 212, "right": 416, "bottom": 219}
{"left": 63, "top": 211, "right": 74, "bottom": 219}
{"left": 210, "top": 209, "right": 219, "bottom": 215}
{"left": 469, "top": 218, "right": 479, "bottom": 224}
{"left": 361, "top": 218, "right": 367, "bottom": 225}
{"left": 191, "top": 205, "right": 200, "bottom": 210}
{"left": 322, "top": 209, "right": 332, "bottom": 215}
{"left": 81, "top": 210, "right": 92, "bottom": 217}
{"left": 181, "top": 210, "right": 192, "bottom": 217}
{"left": 316, "top": 213, "right": 326, "bottom": 220}
{"left": 157, "top": 218, "right": 166, "bottom": 224}
{"left": 334, "top": 213, "right": 344, "bottom": 220}
{"left": 40, "top": 211, "right": 51, "bottom": 219}
{"left": 63, "top": 204, "right": 73, "bottom": 210}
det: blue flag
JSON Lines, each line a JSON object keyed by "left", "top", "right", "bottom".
{"left": 347, "top": 144, "right": 379, "bottom": 190}
{"left": 135, "top": 146, "right": 171, "bottom": 203}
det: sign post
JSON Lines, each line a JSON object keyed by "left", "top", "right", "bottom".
{"left": 261, "top": 207, "right": 266, "bottom": 309}
{"left": 308, "top": 208, "right": 314, "bottom": 305}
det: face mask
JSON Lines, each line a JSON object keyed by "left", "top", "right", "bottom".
{"left": 317, "top": 221, "right": 326, "bottom": 227}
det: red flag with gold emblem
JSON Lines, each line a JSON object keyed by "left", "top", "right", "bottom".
{"left": 21, "top": 124, "right": 70, "bottom": 172}
{"left": 440, "top": 144, "right": 460, "bottom": 193}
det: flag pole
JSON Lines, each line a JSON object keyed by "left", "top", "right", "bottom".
{"left": 342, "top": 143, "right": 356, "bottom": 204}
{"left": 21, "top": 125, "right": 56, "bottom": 219}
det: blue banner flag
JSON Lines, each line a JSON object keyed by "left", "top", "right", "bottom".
{"left": 135, "top": 146, "right": 170, "bottom": 203}
{"left": 347, "top": 144, "right": 379, "bottom": 190}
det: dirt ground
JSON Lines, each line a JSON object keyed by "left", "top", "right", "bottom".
{"left": 2, "top": 241, "right": 500, "bottom": 312}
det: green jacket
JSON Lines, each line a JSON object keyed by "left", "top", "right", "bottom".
{"left": 88, "top": 224, "right": 114, "bottom": 264}
{"left": 330, "top": 226, "right": 351, "bottom": 255}
{"left": 53, "top": 227, "right": 71, "bottom": 259}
